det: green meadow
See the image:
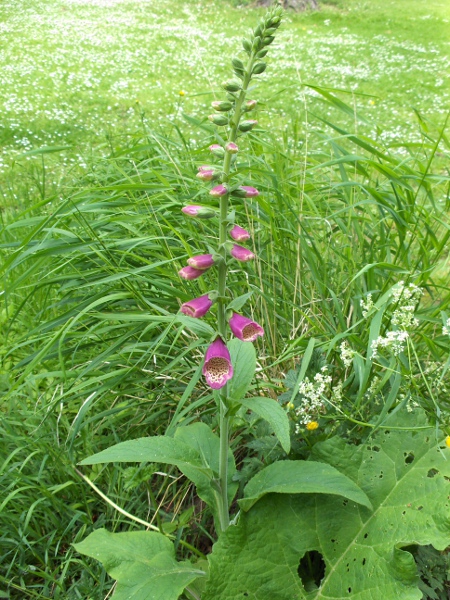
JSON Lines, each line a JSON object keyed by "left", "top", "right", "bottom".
{"left": 1, "top": 0, "right": 449, "bottom": 598}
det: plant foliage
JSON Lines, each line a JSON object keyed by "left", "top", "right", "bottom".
{"left": 204, "top": 410, "right": 450, "bottom": 599}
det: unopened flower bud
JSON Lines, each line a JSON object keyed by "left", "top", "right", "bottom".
{"left": 230, "top": 225, "right": 250, "bottom": 241}
{"left": 211, "top": 101, "right": 233, "bottom": 112}
{"left": 252, "top": 36, "right": 261, "bottom": 51}
{"left": 179, "top": 266, "right": 209, "bottom": 280}
{"left": 182, "top": 205, "right": 216, "bottom": 219}
{"left": 225, "top": 142, "right": 239, "bottom": 154}
{"left": 262, "top": 36, "right": 275, "bottom": 46}
{"left": 209, "top": 144, "right": 225, "bottom": 157}
{"left": 208, "top": 114, "right": 229, "bottom": 126}
{"left": 230, "top": 244, "right": 255, "bottom": 262}
{"left": 242, "top": 38, "right": 252, "bottom": 53}
{"left": 238, "top": 120, "right": 258, "bottom": 132}
{"left": 210, "top": 184, "right": 228, "bottom": 197}
{"left": 196, "top": 166, "right": 220, "bottom": 181}
{"left": 231, "top": 186, "right": 259, "bottom": 198}
{"left": 256, "top": 48, "right": 269, "bottom": 59}
{"left": 252, "top": 62, "right": 267, "bottom": 75}
{"left": 244, "top": 100, "right": 257, "bottom": 112}
{"left": 187, "top": 254, "right": 215, "bottom": 270}
{"left": 222, "top": 79, "right": 242, "bottom": 93}
{"left": 232, "top": 58, "right": 245, "bottom": 71}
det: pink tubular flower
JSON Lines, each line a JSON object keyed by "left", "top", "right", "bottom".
{"left": 231, "top": 244, "right": 255, "bottom": 262}
{"left": 187, "top": 254, "right": 215, "bottom": 270}
{"left": 230, "top": 225, "right": 250, "bottom": 241}
{"left": 210, "top": 184, "right": 228, "bottom": 197}
{"left": 182, "top": 205, "right": 216, "bottom": 219}
{"left": 229, "top": 313, "right": 264, "bottom": 342}
{"left": 203, "top": 338, "right": 234, "bottom": 389}
{"left": 178, "top": 266, "right": 208, "bottom": 280}
{"left": 180, "top": 294, "right": 213, "bottom": 318}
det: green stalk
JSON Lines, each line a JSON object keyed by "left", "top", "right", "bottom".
{"left": 216, "top": 55, "right": 256, "bottom": 534}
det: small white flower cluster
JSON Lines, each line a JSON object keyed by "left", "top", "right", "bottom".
{"left": 294, "top": 367, "right": 332, "bottom": 431}
{"left": 443, "top": 318, "right": 450, "bottom": 337}
{"left": 360, "top": 293, "right": 374, "bottom": 318}
{"left": 369, "top": 282, "right": 423, "bottom": 359}
{"left": 364, "top": 376, "right": 381, "bottom": 404}
{"left": 371, "top": 330, "right": 409, "bottom": 358}
{"left": 391, "top": 281, "right": 423, "bottom": 330}
{"left": 339, "top": 341, "right": 355, "bottom": 368}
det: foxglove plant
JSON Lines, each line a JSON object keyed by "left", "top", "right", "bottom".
{"left": 176, "top": 5, "right": 282, "bottom": 531}
{"left": 74, "top": 6, "right": 410, "bottom": 599}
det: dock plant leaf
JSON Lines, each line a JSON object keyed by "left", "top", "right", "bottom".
{"left": 204, "top": 410, "right": 450, "bottom": 600}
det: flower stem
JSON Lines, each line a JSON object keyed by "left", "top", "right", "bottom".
{"left": 216, "top": 55, "right": 256, "bottom": 534}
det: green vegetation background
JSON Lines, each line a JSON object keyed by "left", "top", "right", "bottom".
{"left": 0, "top": 0, "right": 449, "bottom": 598}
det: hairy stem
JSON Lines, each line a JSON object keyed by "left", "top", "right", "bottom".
{"left": 216, "top": 55, "right": 256, "bottom": 534}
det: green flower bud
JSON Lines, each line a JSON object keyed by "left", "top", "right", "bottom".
{"left": 262, "top": 36, "right": 275, "bottom": 46}
{"left": 252, "top": 62, "right": 267, "bottom": 75}
{"left": 238, "top": 119, "right": 258, "bottom": 132}
{"left": 243, "top": 99, "right": 257, "bottom": 112}
{"left": 222, "top": 79, "right": 242, "bottom": 92}
{"left": 252, "top": 36, "right": 261, "bottom": 51}
{"left": 254, "top": 24, "right": 263, "bottom": 37}
{"left": 208, "top": 114, "right": 229, "bottom": 126}
{"left": 242, "top": 38, "right": 252, "bottom": 53}
{"left": 270, "top": 16, "right": 282, "bottom": 27}
{"left": 232, "top": 58, "right": 245, "bottom": 71}
{"left": 211, "top": 101, "right": 233, "bottom": 112}
{"left": 264, "top": 27, "right": 277, "bottom": 36}
{"left": 256, "top": 48, "right": 269, "bottom": 59}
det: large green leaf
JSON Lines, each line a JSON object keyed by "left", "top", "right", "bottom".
{"left": 204, "top": 410, "right": 450, "bottom": 599}
{"left": 74, "top": 529, "right": 204, "bottom": 600}
{"left": 227, "top": 338, "right": 256, "bottom": 401}
{"left": 79, "top": 435, "right": 212, "bottom": 477}
{"left": 239, "top": 460, "right": 372, "bottom": 512}
{"left": 240, "top": 397, "right": 291, "bottom": 454}
{"left": 174, "top": 422, "right": 238, "bottom": 508}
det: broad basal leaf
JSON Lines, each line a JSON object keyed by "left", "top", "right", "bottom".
{"left": 204, "top": 410, "right": 450, "bottom": 600}
{"left": 240, "top": 397, "right": 291, "bottom": 454}
{"left": 239, "top": 460, "right": 372, "bottom": 511}
{"left": 74, "top": 529, "right": 204, "bottom": 600}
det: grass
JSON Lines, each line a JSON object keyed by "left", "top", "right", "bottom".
{"left": 1, "top": 0, "right": 450, "bottom": 598}
{"left": 1, "top": 0, "right": 449, "bottom": 213}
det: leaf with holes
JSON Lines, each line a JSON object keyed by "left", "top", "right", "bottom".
{"left": 203, "top": 410, "right": 450, "bottom": 600}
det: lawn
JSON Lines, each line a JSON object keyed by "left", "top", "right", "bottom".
{"left": 1, "top": 0, "right": 449, "bottom": 211}
{"left": 0, "top": 1, "right": 449, "bottom": 598}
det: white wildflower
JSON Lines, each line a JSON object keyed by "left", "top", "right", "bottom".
{"left": 339, "top": 341, "right": 355, "bottom": 368}
{"left": 371, "top": 330, "right": 409, "bottom": 358}
{"left": 294, "top": 368, "right": 332, "bottom": 426}
{"left": 360, "top": 293, "right": 374, "bottom": 318}
{"left": 443, "top": 318, "right": 450, "bottom": 337}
